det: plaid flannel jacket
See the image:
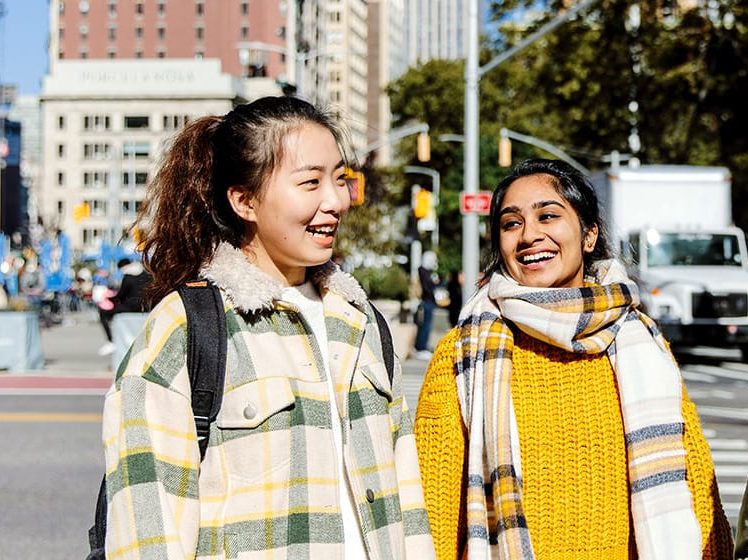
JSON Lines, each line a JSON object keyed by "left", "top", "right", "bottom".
{"left": 102, "top": 244, "right": 434, "bottom": 559}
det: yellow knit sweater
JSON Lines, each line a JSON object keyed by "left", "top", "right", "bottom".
{"left": 415, "top": 327, "right": 733, "bottom": 560}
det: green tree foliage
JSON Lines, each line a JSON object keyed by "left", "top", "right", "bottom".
{"left": 387, "top": 0, "right": 748, "bottom": 276}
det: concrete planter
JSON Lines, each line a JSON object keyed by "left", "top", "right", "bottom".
{"left": 0, "top": 311, "right": 45, "bottom": 371}
{"left": 371, "top": 299, "right": 417, "bottom": 360}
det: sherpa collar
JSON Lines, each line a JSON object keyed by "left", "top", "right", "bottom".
{"left": 200, "top": 242, "right": 368, "bottom": 314}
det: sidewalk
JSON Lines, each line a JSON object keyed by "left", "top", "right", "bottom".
{"left": 8, "top": 306, "right": 451, "bottom": 379}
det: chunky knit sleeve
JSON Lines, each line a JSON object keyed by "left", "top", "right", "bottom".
{"left": 681, "top": 385, "right": 734, "bottom": 558}
{"left": 414, "top": 328, "right": 467, "bottom": 560}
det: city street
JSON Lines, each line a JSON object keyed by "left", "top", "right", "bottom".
{"left": 1, "top": 310, "right": 746, "bottom": 557}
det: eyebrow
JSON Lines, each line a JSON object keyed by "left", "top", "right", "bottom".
{"left": 499, "top": 199, "right": 565, "bottom": 216}
{"left": 291, "top": 159, "right": 346, "bottom": 174}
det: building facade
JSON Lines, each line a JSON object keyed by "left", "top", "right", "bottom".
{"left": 40, "top": 59, "right": 247, "bottom": 253}
{"left": 404, "top": 0, "right": 470, "bottom": 66}
{"left": 49, "top": 0, "right": 288, "bottom": 79}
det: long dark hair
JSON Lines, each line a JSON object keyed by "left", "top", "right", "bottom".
{"left": 135, "top": 96, "right": 351, "bottom": 306}
{"left": 482, "top": 158, "right": 613, "bottom": 284}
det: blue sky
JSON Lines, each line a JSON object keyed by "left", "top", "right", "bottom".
{"left": 0, "top": 1, "right": 497, "bottom": 97}
{"left": 1, "top": 0, "right": 49, "bottom": 95}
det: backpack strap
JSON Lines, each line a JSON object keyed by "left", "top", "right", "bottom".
{"left": 370, "top": 303, "right": 395, "bottom": 385}
{"left": 177, "top": 280, "right": 228, "bottom": 461}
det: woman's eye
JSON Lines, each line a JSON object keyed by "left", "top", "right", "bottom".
{"left": 335, "top": 174, "right": 347, "bottom": 186}
{"left": 301, "top": 178, "right": 319, "bottom": 186}
{"left": 539, "top": 212, "right": 558, "bottom": 221}
{"left": 501, "top": 219, "right": 521, "bottom": 230}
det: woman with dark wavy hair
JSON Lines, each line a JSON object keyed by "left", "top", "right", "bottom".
{"left": 415, "top": 159, "right": 731, "bottom": 559}
{"left": 101, "top": 96, "right": 434, "bottom": 559}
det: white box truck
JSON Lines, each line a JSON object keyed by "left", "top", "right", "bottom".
{"left": 591, "top": 164, "right": 748, "bottom": 356}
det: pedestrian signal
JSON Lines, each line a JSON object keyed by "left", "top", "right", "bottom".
{"left": 73, "top": 202, "right": 90, "bottom": 223}
{"left": 417, "top": 133, "right": 431, "bottom": 162}
{"left": 413, "top": 187, "right": 432, "bottom": 219}
{"left": 345, "top": 168, "right": 366, "bottom": 206}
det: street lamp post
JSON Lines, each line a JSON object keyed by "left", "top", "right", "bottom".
{"left": 463, "top": 0, "right": 600, "bottom": 303}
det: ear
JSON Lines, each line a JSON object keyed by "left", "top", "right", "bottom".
{"left": 583, "top": 223, "right": 599, "bottom": 254}
{"left": 227, "top": 186, "right": 256, "bottom": 223}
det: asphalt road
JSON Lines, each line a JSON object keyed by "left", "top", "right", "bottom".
{"left": 1, "top": 309, "right": 746, "bottom": 557}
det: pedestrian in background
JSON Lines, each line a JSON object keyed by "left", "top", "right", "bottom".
{"left": 101, "top": 96, "right": 434, "bottom": 559}
{"left": 446, "top": 269, "right": 462, "bottom": 327}
{"left": 414, "top": 250, "right": 439, "bottom": 360}
{"left": 415, "top": 159, "right": 731, "bottom": 559}
{"left": 95, "top": 258, "right": 151, "bottom": 356}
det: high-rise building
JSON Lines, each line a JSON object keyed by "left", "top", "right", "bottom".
{"left": 366, "top": 0, "right": 406, "bottom": 165}
{"left": 49, "top": 0, "right": 288, "bottom": 79}
{"left": 404, "top": 0, "right": 470, "bottom": 66}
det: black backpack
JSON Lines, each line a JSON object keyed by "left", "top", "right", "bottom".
{"left": 86, "top": 281, "right": 395, "bottom": 559}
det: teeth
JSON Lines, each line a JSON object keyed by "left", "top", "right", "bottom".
{"left": 520, "top": 251, "right": 555, "bottom": 264}
{"left": 308, "top": 225, "right": 335, "bottom": 236}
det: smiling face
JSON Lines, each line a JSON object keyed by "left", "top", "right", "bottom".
{"left": 228, "top": 122, "right": 350, "bottom": 286}
{"left": 498, "top": 174, "right": 598, "bottom": 289}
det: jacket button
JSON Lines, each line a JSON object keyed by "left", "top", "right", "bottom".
{"left": 243, "top": 403, "right": 257, "bottom": 420}
{"left": 366, "top": 489, "right": 375, "bottom": 503}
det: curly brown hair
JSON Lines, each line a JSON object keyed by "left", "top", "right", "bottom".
{"left": 134, "top": 96, "right": 351, "bottom": 307}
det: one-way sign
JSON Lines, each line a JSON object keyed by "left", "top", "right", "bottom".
{"left": 460, "top": 191, "right": 492, "bottom": 215}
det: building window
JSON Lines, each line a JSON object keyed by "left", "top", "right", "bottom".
{"left": 123, "top": 142, "right": 150, "bottom": 159}
{"left": 107, "top": 49, "right": 116, "bottom": 59}
{"left": 59, "top": 50, "right": 65, "bottom": 59}
{"left": 158, "top": 26, "right": 165, "bottom": 40}
{"left": 240, "top": 26, "right": 248, "bottom": 40}
{"left": 158, "top": 1, "right": 166, "bottom": 15}
{"left": 196, "top": 2, "right": 204, "bottom": 16}
{"left": 136, "top": 27, "right": 143, "bottom": 39}
{"left": 124, "top": 116, "right": 150, "bottom": 129}
{"left": 135, "top": 50, "right": 143, "bottom": 58}
{"left": 59, "top": 1, "right": 65, "bottom": 14}
{"left": 241, "top": 1, "right": 248, "bottom": 15}
{"left": 59, "top": 28, "right": 64, "bottom": 41}
{"left": 57, "top": 201, "right": 65, "bottom": 215}
{"left": 157, "top": 50, "right": 165, "bottom": 58}
{"left": 108, "top": 0, "right": 116, "bottom": 16}
{"left": 80, "top": 50, "right": 88, "bottom": 59}
{"left": 79, "top": 1, "right": 89, "bottom": 14}
{"left": 108, "top": 25, "right": 116, "bottom": 40}
{"left": 58, "top": 115, "right": 65, "bottom": 129}
{"left": 196, "top": 26, "right": 204, "bottom": 40}
{"left": 57, "top": 144, "right": 65, "bottom": 158}
{"left": 83, "top": 171, "right": 109, "bottom": 188}
{"left": 57, "top": 172, "right": 65, "bottom": 187}
{"left": 122, "top": 172, "right": 149, "bottom": 187}
{"left": 83, "top": 143, "right": 111, "bottom": 160}
{"left": 79, "top": 24, "right": 89, "bottom": 40}
{"left": 136, "top": 2, "right": 144, "bottom": 15}
{"left": 330, "top": 10, "right": 341, "bottom": 23}
{"left": 162, "top": 114, "right": 190, "bottom": 130}
{"left": 83, "top": 115, "right": 111, "bottom": 131}
{"left": 85, "top": 199, "right": 108, "bottom": 217}
{"left": 195, "top": 50, "right": 204, "bottom": 59}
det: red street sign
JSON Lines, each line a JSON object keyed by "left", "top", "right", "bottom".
{"left": 460, "top": 191, "right": 492, "bottom": 215}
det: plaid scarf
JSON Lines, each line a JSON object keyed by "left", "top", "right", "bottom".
{"left": 455, "top": 259, "right": 701, "bottom": 559}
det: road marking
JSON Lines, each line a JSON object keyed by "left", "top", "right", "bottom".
{"left": 0, "top": 388, "right": 107, "bottom": 396}
{"left": 688, "top": 389, "right": 735, "bottom": 399}
{"left": 715, "top": 465, "right": 748, "bottom": 478}
{"left": 681, "top": 370, "right": 717, "bottom": 383}
{"left": 0, "top": 412, "right": 102, "bottom": 423}
{"left": 710, "top": 439, "right": 748, "bottom": 450}
{"left": 698, "top": 406, "right": 748, "bottom": 421}
{"left": 684, "top": 365, "right": 748, "bottom": 382}
{"left": 711, "top": 451, "right": 748, "bottom": 462}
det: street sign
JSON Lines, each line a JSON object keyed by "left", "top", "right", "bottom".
{"left": 460, "top": 191, "right": 492, "bottom": 215}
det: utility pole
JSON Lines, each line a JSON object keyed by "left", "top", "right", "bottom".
{"left": 462, "top": 0, "right": 600, "bottom": 304}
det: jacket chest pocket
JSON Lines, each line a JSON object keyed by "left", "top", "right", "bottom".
{"left": 216, "top": 377, "right": 295, "bottom": 485}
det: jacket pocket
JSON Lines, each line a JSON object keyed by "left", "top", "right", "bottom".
{"left": 215, "top": 377, "right": 295, "bottom": 485}
{"left": 217, "top": 376, "right": 295, "bottom": 429}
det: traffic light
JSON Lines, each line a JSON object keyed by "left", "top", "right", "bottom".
{"left": 73, "top": 202, "right": 90, "bottom": 223}
{"left": 499, "top": 136, "right": 512, "bottom": 167}
{"left": 413, "top": 187, "right": 432, "bottom": 219}
{"left": 345, "top": 167, "right": 366, "bottom": 206}
{"left": 417, "top": 132, "right": 431, "bottom": 162}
